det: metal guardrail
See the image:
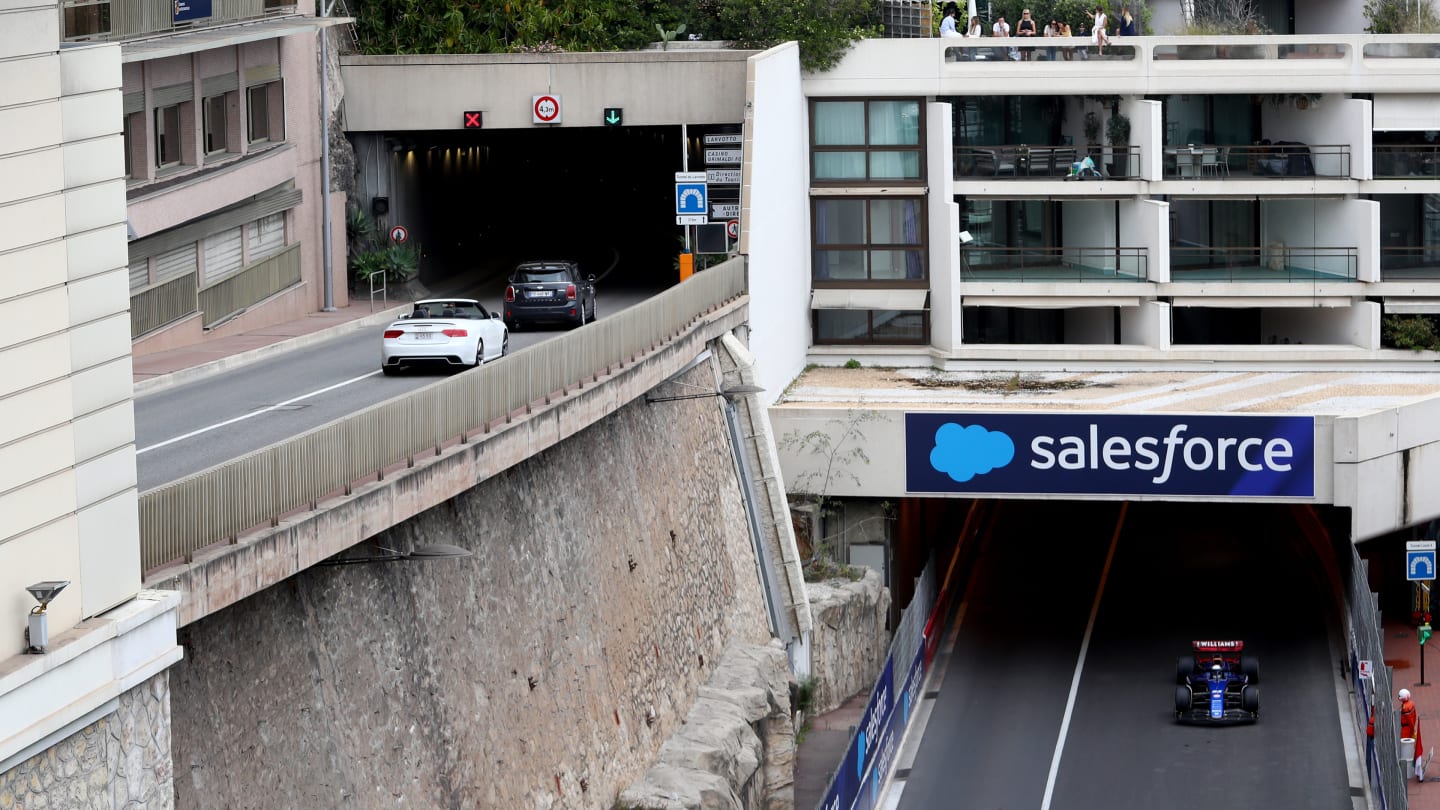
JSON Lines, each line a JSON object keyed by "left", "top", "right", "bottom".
{"left": 961, "top": 246, "right": 1149, "bottom": 281}
{"left": 1348, "top": 547, "right": 1407, "bottom": 809}
{"left": 138, "top": 258, "right": 746, "bottom": 573}
{"left": 94, "top": 0, "right": 283, "bottom": 40}
{"left": 956, "top": 145, "right": 1141, "bottom": 180}
{"left": 130, "top": 272, "right": 199, "bottom": 337}
{"left": 1375, "top": 146, "right": 1440, "bottom": 179}
{"left": 1170, "top": 246, "right": 1358, "bottom": 281}
{"left": 1163, "top": 144, "right": 1351, "bottom": 179}
{"left": 199, "top": 243, "right": 302, "bottom": 328}
{"left": 1381, "top": 248, "right": 1440, "bottom": 280}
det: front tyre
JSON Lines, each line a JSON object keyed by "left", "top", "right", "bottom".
{"left": 500, "top": 334, "right": 509, "bottom": 357}
{"left": 472, "top": 339, "right": 484, "bottom": 368}
{"left": 1241, "top": 685, "right": 1259, "bottom": 714}
{"left": 1175, "top": 685, "right": 1192, "bottom": 716}
{"left": 1177, "top": 656, "right": 1195, "bottom": 685}
{"left": 1241, "top": 655, "right": 1259, "bottom": 684}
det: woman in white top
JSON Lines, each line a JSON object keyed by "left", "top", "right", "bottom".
{"left": 966, "top": 15, "right": 984, "bottom": 37}
{"left": 1092, "top": 5, "right": 1109, "bottom": 54}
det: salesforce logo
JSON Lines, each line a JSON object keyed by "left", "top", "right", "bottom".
{"left": 929, "top": 423, "right": 1015, "bottom": 482}
{"left": 909, "top": 413, "right": 1315, "bottom": 497}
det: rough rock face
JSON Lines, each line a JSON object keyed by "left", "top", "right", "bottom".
{"left": 0, "top": 674, "right": 174, "bottom": 810}
{"left": 804, "top": 569, "right": 891, "bottom": 714}
{"left": 616, "top": 641, "right": 795, "bottom": 810}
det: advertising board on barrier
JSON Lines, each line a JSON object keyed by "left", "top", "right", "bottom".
{"left": 819, "top": 645, "right": 929, "bottom": 810}
{"left": 905, "top": 412, "right": 1315, "bottom": 498}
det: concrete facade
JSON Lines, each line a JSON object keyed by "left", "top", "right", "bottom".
{"left": 166, "top": 362, "right": 773, "bottom": 809}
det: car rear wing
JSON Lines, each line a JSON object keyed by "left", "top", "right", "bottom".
{"left": 1192, "top": 640, "right": 1244, "bottom": 653}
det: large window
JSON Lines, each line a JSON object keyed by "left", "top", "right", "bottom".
{"left": 62, "top": 0, "right": 110, "bottom": 38}
{"left": 247, "top": 82, "right": 284, "bottom": 143}
{"left": 813, "top": 197, "right": 926, "bottom": 282}
{"left": 204, "top": 95, "right": 229, "bottom": 155}
{"left": 814, "top": 310, "right": 928, "bottom": 344}
{"left": 155, "top": 104, "right": 182, "bottom": 168}
{"left": 811, "top": 99, "right": 923, "bottom": 183}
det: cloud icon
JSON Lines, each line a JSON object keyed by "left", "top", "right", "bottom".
{"left": 929, "top": 423, "right": 1015, "bottom": 482}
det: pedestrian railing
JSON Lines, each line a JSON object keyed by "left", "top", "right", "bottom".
{"left": 138, "top": 258, "right": 747, "bottom": 574}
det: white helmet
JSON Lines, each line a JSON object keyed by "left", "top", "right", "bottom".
{"left": 1401, "top": 689, "right": 1412, "bottom": 700}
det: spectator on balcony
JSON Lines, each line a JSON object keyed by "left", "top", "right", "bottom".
{"left": 1092, "top": 6, "right": 1110, "bottom": 55}
{"left": 1015, "top": 9, "right": 1037, "bottom": 60}
{"left": 966, "top": 15, "right": 984, "bottom": 37}
{"left": 939, "top": 2, "right": 960, "bottom": 36}
{"left": 1043, "top": 18, "right": 1060, "bottom": 61}
{"left": 993, "top": 14, "right": 1020, "bottom": 60}
{"left": 1117, "top": 4, "right": 1137, "bottom": 36}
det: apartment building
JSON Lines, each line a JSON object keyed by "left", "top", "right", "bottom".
{"left": 1, "top": 0, "right": 332, "bottom": 801}
{"left": 744, "top": 18, "right": 1440, "bottom": 393}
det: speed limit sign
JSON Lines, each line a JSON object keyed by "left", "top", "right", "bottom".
{"left": 726, "top": 219, "right": 740, "bottom": 239}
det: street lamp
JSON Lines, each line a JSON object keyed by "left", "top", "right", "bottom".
{"left": 645, "top": 383, "right": 765, "bottom": 404}
{"left": 318, "top": 543, "right": 473, "bottom": 566}
{"left": 25, "top": 580, "right": 69, "bottom": 654}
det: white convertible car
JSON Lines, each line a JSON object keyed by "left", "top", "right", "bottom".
{"left": 380, "top": 298, "right": 509, "bottom": 375}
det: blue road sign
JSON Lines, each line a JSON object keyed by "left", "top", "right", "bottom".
{"left": 1409, "top": 542, "right": 1437, "bottom": 581}
{"left": 676, "top": 183, "right": 708, "bottom": 216}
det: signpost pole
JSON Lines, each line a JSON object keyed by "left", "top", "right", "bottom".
{"left": 681, "top": 124, "right": 690, "bottom": 254}
{"left": 318, "top": 0, "right": 337, "bottom": 311}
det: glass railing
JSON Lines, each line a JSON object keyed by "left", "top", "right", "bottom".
{"left": 956, "top": 145, "right": 1141, "bottom": 180}
{"left": 943, "top": 41, "right": 1137, "bottom": 64}
{"left": 1380, "top": 247, "right": 1440, "bottom": 280}
{"left": 1162, "top": 144, "right": 1350, "bottom": 179}
{"left": 1152, "top": 42, "right": 1349, "bottom": 61}
{"left": 1169, "top": 246, "right": 1358, "bottom": 281}
{"left": 960, "top": 246, "right": 1149, "bottom": 281}
{"left": 1374, "top": 146, "right": 1440, "bottom": 178}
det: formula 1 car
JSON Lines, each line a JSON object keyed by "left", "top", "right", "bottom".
{"left": 1174, "top": 640, "right": 1260, "bottom": 724}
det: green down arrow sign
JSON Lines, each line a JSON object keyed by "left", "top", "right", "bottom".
{"left": 604, "top": 108, "right": 623, "bottom": 127}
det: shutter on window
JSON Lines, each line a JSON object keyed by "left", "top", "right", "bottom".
{"left": 126, "top": 185, "right": 302, "bottom": 261}
{"left": 154, "top": 244, "right": 198, "bottom": 284}
{"left": 244, "top": 64, "right": 281, "bottom": 86}
{"left": 247, "top": 213, "right": 286, "bottom": 262}
{"left": 128, "top": 256, "right": 150, "bottom": 291}
{"left": 123, "top": 92, "right": 144, "bottom": 115}
{"left": 203, "top": 227, "right": 245, "bottom": 284}
{"left": 201, "top": 72, "right": 238, "bottom": 98}
{"left": 152, "top": 82, "right": 194, "bottom": 108}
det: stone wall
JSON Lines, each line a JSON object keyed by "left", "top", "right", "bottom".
{"left": 167, "top": 364, "right": 773, "bottom": 809}
{"left": 0, "top": 674, "right": 173, "bottom": 809}
{"left": 805, "top": 570, "right": 891, "bottom": 715}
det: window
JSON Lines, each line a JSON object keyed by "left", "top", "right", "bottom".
{"left": 154, "top": 244, "right": 197, "bottom": 284}
{"left": 62, "top": 0, "right": 110, "bottom": 38}
{"left": 203, "top": 95, "right": 229, "bottom": 155}
{"left": 123, "top": 114, "right": 135, "bottom": 178}
{"left": 811, "top": 99, "right": 923, "bottom": 183}
{"left": 247, "top": 213, "right": 286, "bottom": 262}
{"left": 204, "top": 227, "right": 244, "bottom": 284}
{"left": 128, "top": 256, "right": 151, "bottom": 292}
{"left": 812, "top": 197, "right": 926, "bottom": 282}
{"left": 155, "top": 104, "right": 181, "bottom": 168}
{"left": 814, "top": 310, "right": 928, "bottom": 344}
{"left": 247, "top": 82, "right": 284, "bottom": 144}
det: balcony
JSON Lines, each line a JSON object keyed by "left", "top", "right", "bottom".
{"left": 1380, "top": 248, "right": 1440, "bottom": 281}
{"left": 1162, "top": 144, "right": 1351, "bottom": 180}
{"left": 64, "top": 0, "right": 298, "bottom": 42}
{"left": 1169, "top": 246, "right": 1358, "bottom": 282}
{"left": 1374, "top": 146, "right": 1440, "bottom": 179}
{"left": 960, "top": 246, "right": 1149, "bottom": 282}
{"left": 956, "top": 145, "right": 1141, "bottom": 180}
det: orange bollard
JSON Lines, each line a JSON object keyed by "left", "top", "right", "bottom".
{"left": 679, "top": 251, "right": 694, "bottom": 282}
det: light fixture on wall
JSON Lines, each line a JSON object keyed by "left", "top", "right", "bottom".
{"left": 644, "top": 383, "right": 764, "bottom": 405}
{"left": 25, "top": 580, "right": 69, "bottom": 654}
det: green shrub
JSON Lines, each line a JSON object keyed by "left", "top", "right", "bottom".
{"left": 844, "top": 358, "right": 861, "bottom": 369}
{"left": 1382, "top": 315, "right": 1440, "bottom": 351}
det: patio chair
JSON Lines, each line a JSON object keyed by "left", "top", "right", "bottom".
{"left": 1199, "top": 148, "right": 1220, "bottom": 176}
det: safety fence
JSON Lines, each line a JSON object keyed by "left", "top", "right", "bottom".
{"left": 138, "top": 257, "right": 746, "bottom": 573}
{"left": 1348, "top": 545, "right": 1408, "bottom": 810}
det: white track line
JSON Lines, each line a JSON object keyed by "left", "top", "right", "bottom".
{"left": 137, "top": 371, "right": 379, "bottom": 454}
{"left": 1040, "top": 502, "right": 1128, "bottom": 810}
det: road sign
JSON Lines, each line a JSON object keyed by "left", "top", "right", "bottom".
{"left": 603, "top": 107, "right": 623, "bottom": 126}
{"left": 706, "top": 169, "right": 740, "bottom": 184}
{"left": 1409, "top": 540, "right": 1437, "bottom": 581}
{"left": 726, "top": 219, "right": 740, "bottom": 239}
{"left": 389, "top": 225, "right": 408, "bottom": 244}
{"left": 462, "top": 111, "right": 482, "bottom": 129}
{"left": 676, "top": 215, "right": 706, "bottom": 225}
{"left": 1359, "top": 659, "right": 1373, "bottom": 680}
{"left": 704, "top": 133, "right": 742, "bottom": 145}
{"left": 532, "top": 94, "right": 561, "bottom": 124}
{"left": 705, "top": 147, "right": 742, "bottom": 165}
{"left": 710, "top": 203, "right": 739, "bottom": 220}
{"left": 676, "top": 181, "right": 707, "bottom": 217}
{"left": 675, "top": 171, "right": 706, "bottom": 182}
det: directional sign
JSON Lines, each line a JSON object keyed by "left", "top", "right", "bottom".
{"left": 705, "top": 147, "right": 742, "bottom": 165}
{"left": 676, "top": 215, "right": 706, "bottom": 225}
{"left": 676, "top": 181, "right": 707, "bottom": 217}
{"left": 532, "top": 94, "right": 561, "bottom": 124}
{"left": 704, "top": 133, "right": 742, "bottom": 145}
{"left": 462, "top": 111, "right": 483, "bottom": 129}
{"left": 389, "top": 225, "right": 408, "bottom": 244}
{"left": 1409, "top": 540, "right": 1437, "bottom": 581}
{"left": 706, "top": 169, "right": 740, "bottom": 185}
{"left": 603, "top": 107, "right": 623, "bottom": 127}
{"left": 710, "top": 203, "right": 739, "bottom": 220}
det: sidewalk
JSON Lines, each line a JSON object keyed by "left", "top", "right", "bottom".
{"left": 794, "top": 692, "right": 867, "bottom": 810}
{"left": 1384, "top": 616, "right": 1440, "bottom": 809}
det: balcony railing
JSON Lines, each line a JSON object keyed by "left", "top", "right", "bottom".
{"left": 1374, "top": 146, "right": 1440, "bottom": 179}
{"left": 1163, "top": 144, "right": 1350, "bottom": 179}
{"left": 199, "top": 244, "right": 302, "bottom": 329}
{"left": 960, "top": 246, "right": 1149, "bottom": 281}
{"left": 1169, "top": 246, "right": 1358, "bottom": 281}
{"left": 956, "top": 145, "right": 1141, "bottom": 180}
{"left": 131, "top": 272, "right": 199, "bottom": 337}
{"left": 943, "top": 41, "right": 1137, "bottom": 63}
{"left": 1380, "top": 247, "right": 1440, "bottom": 280}
{"left": 68, "top": 0, "right": 296, "bottom": 41}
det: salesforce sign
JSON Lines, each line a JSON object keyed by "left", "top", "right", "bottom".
{"left": 905, "top": 413, "right": 1314, "bottom": 497}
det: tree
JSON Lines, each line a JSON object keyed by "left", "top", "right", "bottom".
{"left": 1185, "top": 0, "right": 1266, "bottom": 33}
{"left": 715, "top": 0, "right": 880, "bottom": 72}
{"left": 1364, "top": 0, "right": 1440, "bottom": 33}
{"left": 779, "top": 409, "right": 883, "bottom": 578}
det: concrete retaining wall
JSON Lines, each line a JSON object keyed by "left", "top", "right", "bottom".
{"left": 805, "top": 570, "right": 890, "bottom": 715}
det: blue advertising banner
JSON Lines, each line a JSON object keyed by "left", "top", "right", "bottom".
{"left": 173, "top": 0, "right": 212, "bottom": 22}
{"left": 820, "top": 658, "right": 894, "bottom": 810}
{"left": 906, "top": 412, "right": 1314, "bottom": 497}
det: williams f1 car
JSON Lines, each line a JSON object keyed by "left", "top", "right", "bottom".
{"left": 1174, "top": 640, "right": 1259, "bottom": 724}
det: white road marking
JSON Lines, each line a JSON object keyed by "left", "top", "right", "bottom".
{"left": 1040, "top": 502, "right": 1128, "bottom": 810}
{"left": 137, "top": 371, "right": 380, "bottom": 454}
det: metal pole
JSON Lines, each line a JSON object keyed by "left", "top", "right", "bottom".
{"left": 681, "top": 123, "right": 690, "bottom": 253}
{"left": 319, "top": 0, "right": 337, "bottom": 311}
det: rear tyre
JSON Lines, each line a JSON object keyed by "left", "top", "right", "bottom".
{"left": 1174, "top": 685, "right": 1192, "bottom": 717}
{"left": 382, "top": 364, "right": 399, "bottom": 377}
{"left": 1241, "top": 655, "right": 1259, "bottom": 684}
{"left": 1177, "top": 656, "right": 1195, "bottom": 685}
{"left": 588, "top": 299, "right": 597, "bottom": 321}
{"left": 1241, "top": 685, "right": 1260, "bottom": 714}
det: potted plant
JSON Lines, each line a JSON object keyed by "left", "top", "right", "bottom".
{"left": 1084, "top": 111, "right": 1101, "bottom": 150}
{"left": 1106, "top": 111, "right": 1131, "bottom": 177}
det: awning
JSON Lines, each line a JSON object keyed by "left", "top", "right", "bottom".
{"left": 810, "top": 289, "right": 929, "bottom": 310}
{"left": 121, "top": 15, "right": 352, "bottom": 63}
{"left": 1169, "top": 296, "right": 1353, "bottom": 309}
{"left": 1385, "top": 299, "right": 1440, "bottom": 315}
{"left": 1374, "top": 95, "right": 1440, "bottom": 131}
{"left": 963, "top": 296, "right": 1143, "bottom": 309}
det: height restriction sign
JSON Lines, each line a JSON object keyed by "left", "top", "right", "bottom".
{"left": 532, "top": 94, "right": 561, "bottom": 124}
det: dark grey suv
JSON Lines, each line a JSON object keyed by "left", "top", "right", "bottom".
{"left": 503, "top": 260, "right": 597, "bottom": 330}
